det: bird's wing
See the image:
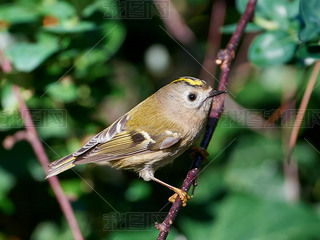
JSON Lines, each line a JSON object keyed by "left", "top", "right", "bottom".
{"left": 47, "top": 114, "right": 130, "bottom": 175}
{"left": 46, "top": 114, "right": 129, "bottom": 177}
{"left": 74, "top": 128, "right": 182, "bottom": 165}
{"left": 72, "top": 114, "right": 130, "bottom": 157}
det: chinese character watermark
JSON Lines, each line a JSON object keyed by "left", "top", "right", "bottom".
{"left": 103, "top": 212, "right": 168, "bottom": 231}
{"left": 103, "top": 0, "right": 170, "bottom": 19}
{"left": 0, "top": 109, "right": 67, "bottom": 129}
{"left": 220, "top": 109, "right": 320, "bottom": 128}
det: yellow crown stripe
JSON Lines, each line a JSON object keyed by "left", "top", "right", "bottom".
{"left": 171, "top": 77, "right": 203, "bottom": 86}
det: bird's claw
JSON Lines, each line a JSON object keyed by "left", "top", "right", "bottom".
{"left": 168, "top": 189, "right": 190, "bottom": 207}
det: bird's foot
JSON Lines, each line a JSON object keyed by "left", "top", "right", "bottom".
{"left": 168, "top": 188, "right": 190, "bottom": 207}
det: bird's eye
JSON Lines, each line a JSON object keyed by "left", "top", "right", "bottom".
{"left": 188, "top": 93, "right": 197, "bottom": 101}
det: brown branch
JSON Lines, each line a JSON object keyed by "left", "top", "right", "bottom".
{"left": 281, "top": 61, "right": 320, "bottom": 201}
{"left": 11, "top": 85, "right": 84, "bottom": 240}
{"left": 199, "top": 0, "right": 226, "bottom": 84}
{"left": 156, "top": 1, "right": 257, "bottom": 239}
{"left": 3, "top": 130, "right": 29, "bottom": 150}
{"left": 153, "top": 0, "right": 195, "bottom": 45}
{"left": 287, "top": 61, "right": 320, "bottom": 160}
{"left": 267, "top": 100, "right": 294, "bottom": 125}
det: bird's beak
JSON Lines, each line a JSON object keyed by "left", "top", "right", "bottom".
{"left": 208, "top": 90, "right": 227, "bottom": 98}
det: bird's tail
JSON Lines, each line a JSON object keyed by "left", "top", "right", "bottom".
{"left": 46, "top": 154, "right": 76, "bottom": 178}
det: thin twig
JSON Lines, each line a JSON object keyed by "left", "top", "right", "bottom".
{"left": 156, "top": 1, "right": 257, "bottom": 239}
{"left": 3, "top": 130, "right": 29, "bottom": 150}
{"left": 287, "top": 61, "right": 320, "bottom": 161}
{"left": 281, "top": 61, "right": 320, "bottom": 201}
{"left": 11, "top": 85, "right": 84, "bottom": 240}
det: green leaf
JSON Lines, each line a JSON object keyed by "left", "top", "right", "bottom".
{"left": 296, "top": 43, "right": 320, "bottom": 59}
{"left": 0, "top": 3, "right": 38, "bottom": 24}
{"left": 0, "top": 110, "right": 23, "bottom": 131}
{"left": 249, "top": 31, "right": 296, "bottom": 67}
{"left": 225, "top": 135, "right": 285, "bottom": 201}
{"left": 40, "top": 1, "right": 76, "bottom": 20}
{"left": 237, "top": 0, "right": 299, "bottom": 19}
{"left": 221, "top": 23, "right": 263, "bottom": 34}
{"left": 5, "top": 34, "right": 59, "bottom": 72}
{"left": 82, "top": 1, "right": 105, "bottom": 17}
{"left": 45, "top": 79, "right": 78, "bottom": 103}
{"left": 60, "top": 179, "right": 84, "bottom": 198}
{"left": 237, "top": 0, "right": 299, "bottom": 32}
{"left": 31, "top": 222, "right": 63, "bottom": 240}
{"left": 74, "top": 49, "right": 109, "bottom": 78}
{"left": 259, "top": 0, "right": 299, "bottom": 23}
{"left": 82, "top": 0, "right": 120, "bottom": 18}
{"left": 101, "top": 22, "right": 126, "bottom": 61}
{"left": 210, "top": 194, "right": 320, "bottom": 240}
{"left": 299, "top": 0, "right": 320, "bottom": 42}
{"left": 41, "top": 3, "right": 96, "bottom": 34}
{"left": 44, "top": 21, "right": 96, "bottom": 34}
{"left": 1, "top": 82, "right": 17, "bottom": 110}
{"left": 300, "top": 26, "right": 320, "bottom": 43}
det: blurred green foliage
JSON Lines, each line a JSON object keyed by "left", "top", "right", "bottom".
{"left": 1, "top": 0, "right": 320, "bottom": 239}
{"left": 235, "top": 0, "right": 320, "bottom": 66}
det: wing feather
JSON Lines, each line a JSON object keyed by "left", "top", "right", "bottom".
{"left": 74, "top": 130, "right": 182, "bottom": 165}
{"left": 72, "top": 114, "right": 129, "bottom": 156}
{"left": 74, "top": 131, "right": 150, "bottom": 164}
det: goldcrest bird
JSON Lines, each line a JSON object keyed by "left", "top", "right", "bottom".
{"left": 46, "top": 77, "right": 225, "bottom": 206}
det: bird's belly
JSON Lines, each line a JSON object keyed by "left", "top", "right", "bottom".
{"left": 108, "top": 147, "right": 187, "bottom": 173}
